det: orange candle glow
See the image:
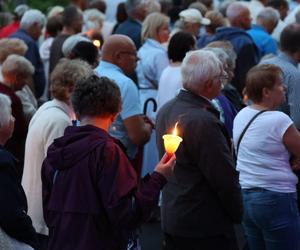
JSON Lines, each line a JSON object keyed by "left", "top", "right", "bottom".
{"left": 162, "top": 122, "right": 183, "bottom": 155}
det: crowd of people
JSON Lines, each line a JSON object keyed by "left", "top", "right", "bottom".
{"left": 1, "top": 0, "right": 300, "bottom": 249}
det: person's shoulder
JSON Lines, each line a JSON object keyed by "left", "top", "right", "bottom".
{"left": 268, "top": 110, "right": 292, "bottom": 122}
{"left": 0, "top": 147, "right": 15, "bottom": 170}
{"left": 115, "top": 19, "right": 140, "bottom": 33}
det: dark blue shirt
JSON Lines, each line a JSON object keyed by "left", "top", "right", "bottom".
{"left": 11, "top": 29, "right": 46, "bottom": 98}
{"left": 114, "top": 18, "right": 142, "bottom": 49}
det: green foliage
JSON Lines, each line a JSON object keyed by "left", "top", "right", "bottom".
{"left": 28, "top": 0, "right": 69, "bottom": 13}
{"left": 9, "top": 0, "right": 70, "bottom": 14}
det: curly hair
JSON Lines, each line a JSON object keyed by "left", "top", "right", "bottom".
{"left": 71, "top": 75, "right": 121, "bottom": 119}
{"left": 50, "top": 59, "right": 93, "bottom": 102}
{"left": 0, "top": 38, "right": 28, "bottom": 63}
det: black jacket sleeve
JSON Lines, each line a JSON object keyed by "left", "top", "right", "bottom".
{"left": 0, "top": 151, "right": 37, "bottom": 249}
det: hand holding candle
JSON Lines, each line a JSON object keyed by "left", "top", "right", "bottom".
{"left": 162, "top": 122, "right": 183, "bottom": 158}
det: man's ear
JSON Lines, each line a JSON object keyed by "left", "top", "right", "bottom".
{"left": 205, "top": 80, "right": 214, "bottom": 92}
{"left": 114, "top": 51, "right": 122, "bottom": 60}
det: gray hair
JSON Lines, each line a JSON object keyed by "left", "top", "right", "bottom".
{"left": 0, "top": 94, "right": 12, "bottom": 128}
{"left": 50, "top": 59, "right": 93, "bottom": 102}
{"left": 125, "top": 0, "right": 146, "bottom": 15}
{"left": 0, "top": 38, "right": 28, "bottom": 63}
{"left": 226, "top": 2, "right": 248, "bottom": 22}
{"left": 181, "top": 49, "right": 223, "bottom": 90}
{"left": 62, "top": 34, "right": 90, "bottom": 57}
{"left": 83, "top": 8, "right": 105, "bottom": 31}
{"left": 2, "top": 54, "right": 35, "bottom": 77}
{"left": 20, "top": 9, "right": 46, "bottom": 29}
{"left": 203, "top": 47, "right": 228, "bottom": 65}
{"left": 205, "top": 40, "right": 237, "bottom": 69}
{"left": 257, "top": 7, "right": 280, "bottom": 24}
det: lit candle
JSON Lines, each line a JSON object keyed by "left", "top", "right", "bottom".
{"left": 162, "top": 122, "right": 183, "bottom": 156}
{"left": 93, "top": 40, "right": 101, "bottom": 48}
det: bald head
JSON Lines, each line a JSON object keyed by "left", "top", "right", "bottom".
{"left": 102, "top": 35, "right": 135, "bottom": 60}
{"left": 102, "top": 35, "right": 138, "bottom": 74}
{"left": 226, "top": 2, "right": 252, "bottom": 29}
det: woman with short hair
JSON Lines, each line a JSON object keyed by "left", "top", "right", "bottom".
{"left": 137, "top": 12, "right": 170, "bottom": 176}
{"left": 22, "top": 59, "right": 92, "bottom": 249}
{"left": 233, "top": 64, "right": 300, "bottom": 250}
{"left": 3, "top": 54, "right": 37, "bottom": 123}
{"left": 0, "top": 54, "right": 29, "bottom": 175}
{"left": 157, "top": 31, "right": 196, "bottom": 109}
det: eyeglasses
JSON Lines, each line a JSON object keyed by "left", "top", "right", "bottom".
{"left": 215, "top": 73, "right": 229, "bottom": 86}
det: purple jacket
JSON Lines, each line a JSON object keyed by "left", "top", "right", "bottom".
{"left": 42, "top": 125, "right": 167, "bottom": 250}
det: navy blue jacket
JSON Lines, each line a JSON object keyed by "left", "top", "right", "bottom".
{"left": 198, "top": 27, "right": 259, "bottom": 94}
{"left": 42, "top": 125, "right": 167, "bottom": 250}
{"left": 114, "top": 18, "right": 142, "bottom": 49}
{"left": 11, "top": 29, "right": 46, "bottom": 98}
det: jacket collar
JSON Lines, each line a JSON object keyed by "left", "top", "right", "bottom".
{"left": 177, "top": 89, "right": 220, "bottom": 118}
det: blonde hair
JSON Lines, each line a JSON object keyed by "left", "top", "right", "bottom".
{"left": 2, "top": 54, "right": 34, "bottom": 78}
{"left": 141, "top": 12, "right": 169, "bottom": 42}
{"left": 0, "top": 38, "right": 28, "bottom": 63}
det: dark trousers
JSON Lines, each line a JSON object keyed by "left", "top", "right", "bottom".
{"left": 36, "top": 234, "right": 48, "bottom": 250}
{"left": 163, "top": 232, "right": 239, "bottom": 250}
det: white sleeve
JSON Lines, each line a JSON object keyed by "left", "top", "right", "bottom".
{"left": 273, "top": 111, "right": 294, "bottom": 139}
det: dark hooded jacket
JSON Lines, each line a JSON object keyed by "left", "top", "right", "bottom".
{"left": 197, "top": 27, "right": 259, "bottom": 94}
{"left": 42, "top": 125, "right": 166, "bottom": 250}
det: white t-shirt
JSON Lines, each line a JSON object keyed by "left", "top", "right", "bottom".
{"left": 157, "top": 65, "right": 182, "bottom": 109}
{"left": 233, "top": 106, "right": 298, "bottom": 192}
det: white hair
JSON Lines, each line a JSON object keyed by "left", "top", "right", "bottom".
{"left": 2, "top": 54, "right": 34, "bottom": 77}
{"left": 226, "top": 2, "right": 248, "bottom": 22}
{"left": 47, "top": 6, "right": 64, "bottom": 18}
{"left": 181, "top": 50, "right": 223, "bottom": 90}
{"left": 62, "top": 34, "right": 91, "bottom": 57}
{"left": 20, "top": 9, "right": 46, "bottom": 29}
{"left": 83, "top": 8, "right": 105, "bottom": 31}
{"left": 257, "top": 7, "right": 280, "bottom": 24}
{"left": 0, "top": 94, "right": 12, "bottom": 128}
{"left": 203, "top": 47, "right": 228, "bottom": 65}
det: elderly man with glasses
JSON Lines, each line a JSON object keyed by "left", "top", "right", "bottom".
{"left": 95, "top": 34, "right": 152, "bottom": 173}
{"left": 156, "top": 49, "right": 243, "bottom": 250}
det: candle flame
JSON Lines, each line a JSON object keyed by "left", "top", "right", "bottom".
{"left": 93, "top": 40, "right": 101, "bottom": 48}
{"left": 172, "top": 122, "right": 178, "bottom": 136}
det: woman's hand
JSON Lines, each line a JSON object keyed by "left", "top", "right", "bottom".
{"left": 154, "top": 153, "right": 176, "bottom": 179}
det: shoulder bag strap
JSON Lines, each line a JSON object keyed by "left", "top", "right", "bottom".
{"left": 236, "top": 110, "right": 268, "bottom": 154}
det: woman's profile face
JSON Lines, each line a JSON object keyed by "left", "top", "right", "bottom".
{"left": 157, "top": 22, "right": 170, "bottom": 44}
{"left": 268, "top": 75, "right": 286, "bottom": 107}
